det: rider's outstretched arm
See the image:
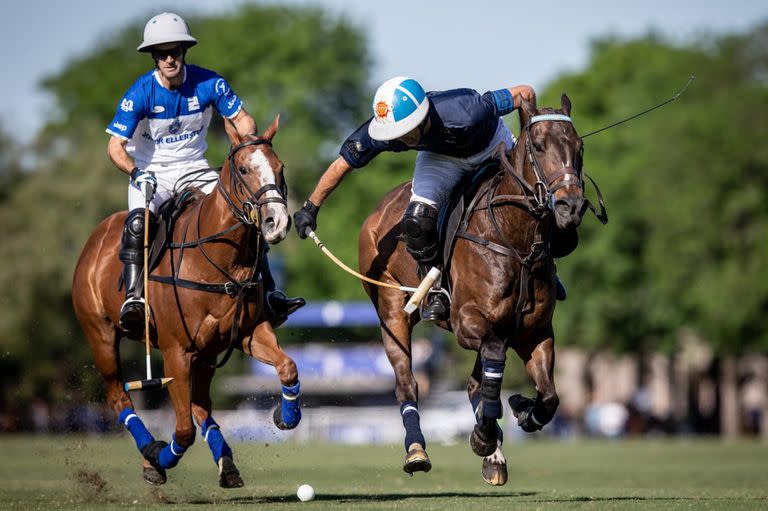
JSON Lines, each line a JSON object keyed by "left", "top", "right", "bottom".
{"left": 307, "top": 156, "right": 354, "bottom": 207}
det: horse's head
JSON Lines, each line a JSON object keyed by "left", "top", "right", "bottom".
{"left": 222, "top": 115, "right": 290, "bottom": 244}
{"left": 518, "top": 94, "right": 585, "bottom": 229}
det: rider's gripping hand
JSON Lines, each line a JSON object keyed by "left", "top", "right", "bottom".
{"left": 293, "top": 200, "right": 319, "bottom": 239}
{"left": 130, "top": 167, "right": 157, "bottom": 201}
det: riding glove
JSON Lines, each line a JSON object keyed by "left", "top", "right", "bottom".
{"left": 130, "top": 167, "right": 157, "bottom": 201}
{"left": 293, "top": 200, "right": 319, "bottom": 239}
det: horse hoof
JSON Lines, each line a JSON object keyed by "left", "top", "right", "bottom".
{"left": 481, "top": 448, "right": 508, "bottom": 486}
{"left": 142, "top": 460, "right": 167, "bottom": 486}
{"left": 403, "top": 447, "right": 432, "bottom": 474}
{"left": 508, "top": 394, "right": 543, "bottom": 433}
{"left": 140, "top": 440, "right": 168, "bottom": 483}
{"left": 272, "top": 406, "right": 300, "bottom": 430}
{"left": 218, "top": 456, "right": 244, "bottom": 489}
{"left": 470, "top": 424, "right": 497, "bottom": 457}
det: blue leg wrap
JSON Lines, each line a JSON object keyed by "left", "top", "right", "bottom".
{"left": 200, "top": 417, "right": 233, "bottom": 463}
{"left": 401, "top": 401, "right": 426, "bottom": 451}
{"left": 481, "top": 358, "right": 505, "bottom": 420}
{"left": 157, "top": 434, "right": 187, "bottom": 469}
{"left": 470, "top": 392, "right": 503, "bottom": 443}
{"left": 280, "top": 381, "right": 302, "bottom": 428}
{"left": 118, "top": 408, "right": 154, "bottom": 452}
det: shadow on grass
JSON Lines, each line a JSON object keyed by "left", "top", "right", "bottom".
{"left": 186, "top": 491, "right": 538, "bottom": 505}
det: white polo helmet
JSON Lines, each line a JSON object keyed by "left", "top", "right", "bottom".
{"left": 368, "top": 76, "right": 429, "bottom": 141}
{"left": 137, "top": 12, "right": 198, "bottom": 52}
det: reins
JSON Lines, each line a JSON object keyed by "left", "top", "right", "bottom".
{"left": 148, "top": 138, "right": 287, "bottom": 368}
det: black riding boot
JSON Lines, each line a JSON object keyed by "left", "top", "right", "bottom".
{"left": 262, "top": 248, "right": 305, "bottom": 328}
{"left": 119, "top": 209, "right": 153, "bottom": 331}
{"left": 402, "top": 201, "right": 449, "bottom": 322}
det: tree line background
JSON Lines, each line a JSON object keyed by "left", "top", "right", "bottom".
{"left": 0, "top": 5, "right": 765, "bottom": 429}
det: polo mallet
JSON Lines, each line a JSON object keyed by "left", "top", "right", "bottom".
{"left": 125, "top": 189, "right": 173, "bottom": 392}
{"left": 304, "top": 229, "right": 441, "bottom": 314}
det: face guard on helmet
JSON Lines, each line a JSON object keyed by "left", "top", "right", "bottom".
{"left": 137, "top": 12, "right": 198, "bottom": 52}
{"left": 368, "top": 76, "right": 429, "bottom": 141}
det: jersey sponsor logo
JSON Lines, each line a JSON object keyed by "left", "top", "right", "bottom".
{"left": 227, "top": 94, "right": 238, "bottom": 110}
{"left": 215, "top": 78, "right": 229, "bottom": 96}
{"left": 120, "top": 98, "right": 134, "bottom": 112}
{"left": 112, "top": 121, "right": 127, "bottom": 131}
{"left": 169, "top": 118, "right": 181, "bottom": 134}
{"left": 152, "top": 105, "right": 165, "bottom": 113}
{"left": 188, "top": 96, "right": 200, "bottom": 111}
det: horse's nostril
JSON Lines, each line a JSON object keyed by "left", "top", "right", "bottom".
{"left": 264, "top": 217, "right": 275, "bottom": 230}
{"left": 555, "top": 200, "right": 574, "bottom": 215}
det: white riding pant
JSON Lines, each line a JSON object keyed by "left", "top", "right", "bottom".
{"left": 411, "top": 118, "right": 515, "bottom": 209}
{"left": 127, "top": 159, "right": 217, "bottom": 213}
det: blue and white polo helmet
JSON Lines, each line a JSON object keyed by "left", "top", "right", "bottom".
{"left": 368, "top": 76, "right": 429, "bottom": 141}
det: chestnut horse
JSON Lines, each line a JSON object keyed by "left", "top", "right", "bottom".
{"left": 72, "top": 116, "right": 302, "bottom": 487}
{"left": 359, "top": 96, "right": 592, "bottom": 485}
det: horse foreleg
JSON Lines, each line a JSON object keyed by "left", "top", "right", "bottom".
{"left": 140, "top": 347, "right": 195, "bottom": 481}
{"left": 458, "top": 310, "right": 506, "bottom": 458}
{"left": 379, "top": 301, "right": 431, "bottom": 475}
{"left": 190, "top": 359, "right": 243, "bottom": 488}
{"left": 243, "top": 321, "right": 301, "bottom": 430}
{"left": 510, "top": 334, "right": 559, "bottom": 432}
{"left": 467, "top": 354, "right": 508, "bottom": 486}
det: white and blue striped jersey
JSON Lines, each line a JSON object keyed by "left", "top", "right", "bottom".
{"left": 106, "top": 65, "right": 242, "bottom": 168}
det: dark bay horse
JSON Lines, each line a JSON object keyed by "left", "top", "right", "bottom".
{"left": 359, "top": 96, "right": 589, "bottom": 485}
{"left": 72, "top": 116, "right": 301, "bottom": 487}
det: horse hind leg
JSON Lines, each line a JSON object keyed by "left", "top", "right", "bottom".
{"left": 509, "top": 335, "right": 559, "bottom": 433}
{"left": 467, "top": 353, "right": 508, "bottom": 486}
{"left": 191, "top": 359, "right": 243, "bottom": 488}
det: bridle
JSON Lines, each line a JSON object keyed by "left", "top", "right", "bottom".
{"left": 217, "top": 137, "right": 288, "bottom": 227}
{"left": 523, "top": 114, "right": 585, "bottom": 214}
{"left": 497, "top": 113, "right": 607, "bottom": 223}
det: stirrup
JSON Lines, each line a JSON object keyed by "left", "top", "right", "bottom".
{"left": 119, "top": 297, "right": 148, "bottom": 330}
{"left": 420, "top": 288, "right": 450, "bottom": 322}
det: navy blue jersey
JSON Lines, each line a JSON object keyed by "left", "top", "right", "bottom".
{"left": 340, "top": 88, "right": 514, "bottom": 168}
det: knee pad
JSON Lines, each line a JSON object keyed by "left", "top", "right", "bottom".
{"left": 401, "top": 201, "right": 439, "bottom": 264}
{"left": 119, "top": 209, "right": 156, "bottom": 263}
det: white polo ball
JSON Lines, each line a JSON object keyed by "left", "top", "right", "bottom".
{"left": 297, "top": 484, "right": 315, "bottom": 502}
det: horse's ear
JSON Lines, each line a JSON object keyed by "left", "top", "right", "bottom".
{"left": 263, "top": 114, "right": 280, "bottom": 141}
{"left": 519, "top": 97, "right": 536, "bottom": 127}
{"left": 561, "top": 93, "right": 572, "bottom": 116}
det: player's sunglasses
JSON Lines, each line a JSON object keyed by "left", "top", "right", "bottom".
{"left": 151, "top": 46, "right": 184, "bottom": 60}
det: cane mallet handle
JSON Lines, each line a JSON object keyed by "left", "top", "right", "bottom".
{"left": 143, "top": 199, "right": 152, "bottom": 380}
{"left": 404, "top": 267, "right": 441, "bottom": 314}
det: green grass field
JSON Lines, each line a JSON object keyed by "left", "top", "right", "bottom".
{"left": 1, "top": 435, "right": 766, "bottom": 510}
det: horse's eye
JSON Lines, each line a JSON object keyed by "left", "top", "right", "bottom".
{"left": 533, "top": 141, "right": 544, "bottom": 152}
{"left": 238, "top": 166, "right": 247, "bottom": 175}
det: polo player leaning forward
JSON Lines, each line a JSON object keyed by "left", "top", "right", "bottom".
{"left": 294, "top": 77, "right": 569, "bottom": 322}
{"left": 106, "top": 12, "right": 304, "bottom": 332}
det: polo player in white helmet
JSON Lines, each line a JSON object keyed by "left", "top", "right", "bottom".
{"left": 106, "top": 12, "right": 304, "bottom": 332}
{"left": 293, "top": 77, "right": 571, "bottom": 322}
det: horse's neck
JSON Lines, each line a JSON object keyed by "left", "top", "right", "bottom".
{"left": 193, "top": 183, "right": 256, "bottom": 270}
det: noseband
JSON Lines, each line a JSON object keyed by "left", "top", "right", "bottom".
{"left": 217, "top": 138, "right": 288, "bottom": 226}
{"left": 523, "top": 114, "right": 584, "bottom": 213}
